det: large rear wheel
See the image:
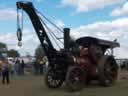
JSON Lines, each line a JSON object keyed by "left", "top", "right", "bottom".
{"left": 98, "top": 56, "right": 118, "bottom": 86}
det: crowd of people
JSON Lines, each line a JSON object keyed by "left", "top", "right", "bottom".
{"left": 33, "top": 59, "right": 44, "bottom": 75}
{"left": 33, "top": 56, "right": 48, "bottom": 75}
{"left": 12, "top": 59, "right": 25, "bottom": 75}
{"left": 0, "top": 57, "right": 46, "bottom": 85}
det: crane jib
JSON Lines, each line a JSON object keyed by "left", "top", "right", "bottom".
{"left": 16, "top": 1, "right": 59, "bottom": 63}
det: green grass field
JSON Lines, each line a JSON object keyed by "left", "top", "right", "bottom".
{"left": 0, "top": 73, "right": 128, "bottom": 96}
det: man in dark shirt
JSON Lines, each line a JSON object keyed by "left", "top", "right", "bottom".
{"left": 1, "top": 59, "right": 10, "bottom": 84}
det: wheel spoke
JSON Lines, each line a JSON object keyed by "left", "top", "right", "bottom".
{"left": 45, "top": 68, "right": 63, "bottom": 88}
{"left": 104, "top": 61, "right": 118, "bottom": 82}
{"left": 98, "top": 56, "right": 118, "bottom": 86}
{"left": 66, "top": 66, "right": 85, "bottom": 91}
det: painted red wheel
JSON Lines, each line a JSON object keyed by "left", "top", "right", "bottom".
{"left": 65, "top": 66, "right": 86, "bottom": 91}
{"left": 98, "top": 56, "right": 118, "bottom": 86}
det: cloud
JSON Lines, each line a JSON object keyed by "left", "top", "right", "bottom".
{"left": 1, "top": 18, "right": 128, "bottom": 58}
{"left": 111, "top": 2, "right": 128, "bottom": 16}
{"left": 71, "top": 18, "right": 128, "bottom": 39}
{"left": 0, "top": 19, "right": 65, "bottom": 56}
{"left": 0, "top": 8, "right": 17, "bottom": 20}
{"left": 70, "top": 18, "right": 128, "bottom": 58}
{"left": 46, "top": 19, "right": 65, "bottom": 31}
{"left": 114, "top": 46, "right": 128, "bottom": 59}
{"left": 60, "top": 0, "right": 125, "bottom": 13}
{"left": 0, "top": 29, "right": 40, "bottom": 56}
{"left": 55, "top": 20, "right": 65, "bottom": 28}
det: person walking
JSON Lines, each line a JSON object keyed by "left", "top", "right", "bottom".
{"left": 1, "top": 59, "right": 10, "bottom": 84}
{"left": 14, "top": 59, "right": 20, "bottom": 75}
{"left": 39, "top": 60, "right": 44, "bottom": 75}
{"left": 33, "top": 60, "right": 39, "bottom": 75}
{"left": 21, "top": 59, "right": 25, "bottom": 75}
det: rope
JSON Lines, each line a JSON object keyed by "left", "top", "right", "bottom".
{"left": 41, "top": 19, "right": 62, "bottom": 49}
{"left": 21, "top": 9, "right": 24, "bottom": 32}
{"left": 36, "top": 8, "right": 64, "bottom": 48}
{"left": 17, "top": 8, "right": 24, "bottom": 32}
{"left": 17, "top": 7, "right": 64, "bottom": 48}
{"left": 35, "top": 8, "right": 64, "bottom": 33}
{"left": 17, "top": 8, "right": 23, "bottom": 47}
{"left": 17, "top": 8, "right": 20, "bottom": 29}
{"left": 38, "top": 16, "right": 64, "bottom": 45}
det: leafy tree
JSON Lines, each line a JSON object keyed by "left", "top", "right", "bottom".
{"left": 35, "top": 45, "right": 44, "bottom": 60}
{"left": 7, "top": 49, "right": 20, "bottom": 57}
{"left": 0, "top": 42, "right": 8, "bottom": 57}
{"left": 0, "top": 42, "right": 7, "bottom": 49}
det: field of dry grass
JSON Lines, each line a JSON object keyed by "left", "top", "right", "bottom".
{"left": 0, "top": 70, "right": 128, "bottom": 96}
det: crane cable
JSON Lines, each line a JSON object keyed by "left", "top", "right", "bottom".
{"left": 36, "top": 8, "right": 64, "bottom": 45}
{"left": 35, "top": 8, "right": 63, "bottom": 33}
{"left": 40, "top": 17, "right": 62, "bottom": 49}
{"left": 35, "top": 8, "right": 64, "bottom": 48}
{"left": 38, "top": 16, "right": 63, "bottom": 45}
{"left": 17, "top": 8, "right": 23, "bottom": 46}
{"left": 21, "top": 9, "right": 24, "bottom": 33}
{"left": 17, "top": 7, "right": 63, "bottom": 48}
{"left": 36, "top": 9, "right": 64, "bottom": 45}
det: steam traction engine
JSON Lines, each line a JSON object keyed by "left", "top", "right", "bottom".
{"left": 16, "top": 1, "right": 120, "bottom": 91}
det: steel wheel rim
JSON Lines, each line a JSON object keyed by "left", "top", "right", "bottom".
{"left": 69, "top": 68, "right": 83, "bottom": 86}
{"left": 104, "top": 60, "right": 117, "bottom": 83}
{"left": 47, "top": 75, "right": 62, "bottom": 87}
{"left": 45, "top": 68, "right": 63, "bottom": 88}
{"left": 98, "top": 56, "right": 118, "bottom": 86}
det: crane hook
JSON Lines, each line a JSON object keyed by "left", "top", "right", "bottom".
{"left": 18, "top": 41, "right": 22, "bottom": 47}
{"left": 17, "top": 28, "right": 22, "bottom": 47}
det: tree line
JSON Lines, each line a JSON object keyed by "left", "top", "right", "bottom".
{"left": 0, "top": 42, "right": 44, "bottom": 59}
{"left": 0, "top": 42, "right": 20, "bottom": 57}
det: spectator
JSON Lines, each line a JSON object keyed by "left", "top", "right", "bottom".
{"left": 1, "top": 58, "right": 10, "bottom": 84}
{"left": 0, "top": 59, "right": 3, "bottom": 76}
{"left": 14, "top": 59, "right": 20, "bottom": 75}
{"left": 39, "top": 60, "right": 44, "bottom": 75}
{"left": 21, "top": 59, "right": 25, "bottom": 75}
{"left": 43, "top": 56, "right": 48, "bottom": 74}
{"left": 33, "top": 60, "right": 39, "bottom": 75}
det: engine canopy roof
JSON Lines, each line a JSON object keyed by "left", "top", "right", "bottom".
{"left": 76, "top": 36, "right": 120, "bottom": 49}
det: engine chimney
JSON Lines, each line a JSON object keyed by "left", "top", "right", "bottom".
{"left": 64, "top": 28, "right": 70, "bottom": 50}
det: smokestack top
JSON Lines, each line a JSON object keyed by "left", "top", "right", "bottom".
{"left": 64, "top": 28, "right": 70, "bottom": 32}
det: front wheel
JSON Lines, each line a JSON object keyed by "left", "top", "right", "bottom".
{"left": 45, "top": 68, "right": 64, "bottom": 88}
{"left": 65, "top": 66, "right": 86, "bottom": 91}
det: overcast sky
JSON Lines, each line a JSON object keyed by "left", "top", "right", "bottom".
{"left": 0, "top": 0, "right": 128, "bottom": 58}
